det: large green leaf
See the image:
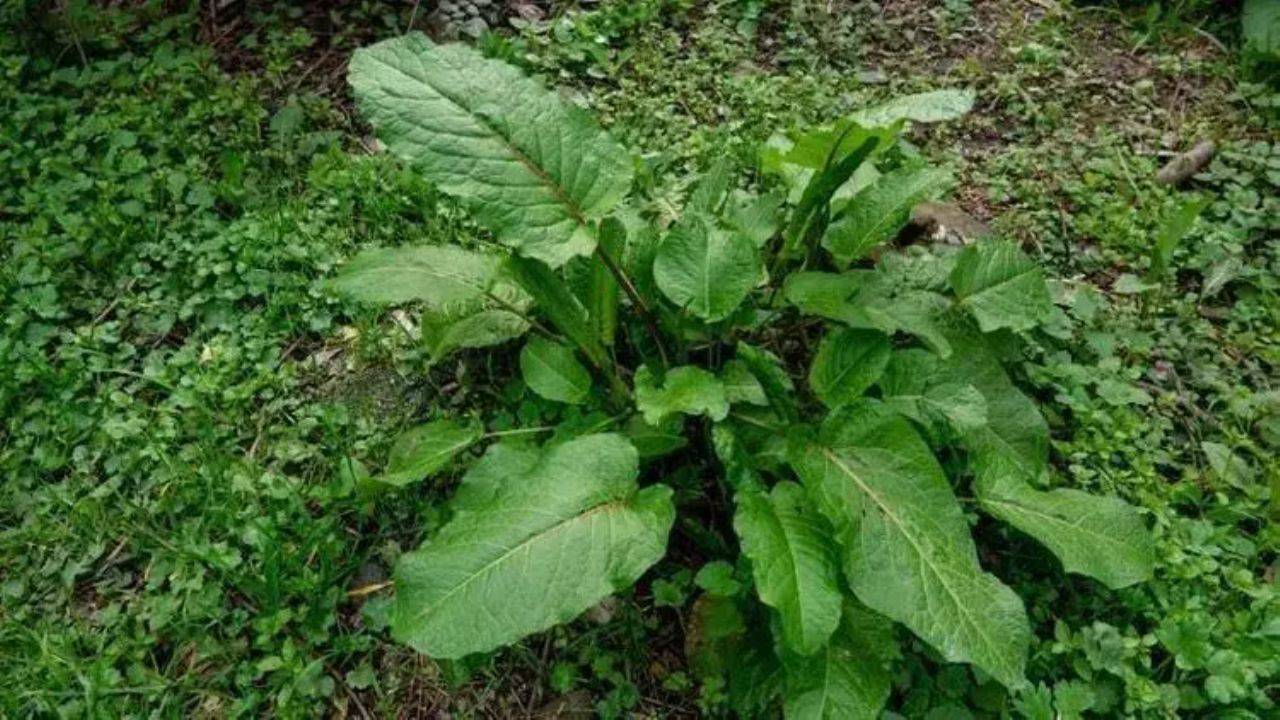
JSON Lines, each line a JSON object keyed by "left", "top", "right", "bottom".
{"left": 348, "top": 35, "right": 633, "bottom": 267}
{"left": 822, "top": 167, "right": 952, "bottom": 266}
{"left": 329, "top": 245, "right": 501, "bottom": 308}
{"left": 808, "top": 328, "right": 892, "bottom": 410}
{"left": 949, "top": 241, "right": 1052, "bottom": 333}
{"left": 520, "top": 337, "right": 591, "bottom": 404}
{"left": 791, "top": 401, "right": 1030, "bottom": 688}
{"left": 734, "top": 483, "right": 843, "bottom": 656}
{"left": 392, "top": 434, "right": 674, "bottom": 658}
{"left": 634, "top": 364, "right": 730, "bottom": 425}
{"left": 849, "top": 89, "right": 976, "bottom": 127}
{"left": 973, "top": 453, "right": 1154, "bottom": 589}
{"left": 371, "top": 419, "right": 483, "bottom": 488}
{"left": 653, "top": 213, "right": 762, "bottom": 322}
{"left": 781, "top": 603, "right": 895, "bottom": 720}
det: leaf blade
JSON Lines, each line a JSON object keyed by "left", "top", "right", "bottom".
{"left": 520, "top": 337, "right": 592, "bottom": 404}
{"left": 349, "top": 35, "right": 633, "bottom": 267}
{"left": 791, "top": 401, "right": 1031, "bottom": 688}
{"left": 391, "top": 434, "right": 674, "bottom": 658}
{"left": 734, "top": 482, "right": 843, "bottom": 656}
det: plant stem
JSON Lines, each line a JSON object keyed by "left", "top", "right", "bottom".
{"left": 593, "top": 244, "right": 670, "bottom": 369}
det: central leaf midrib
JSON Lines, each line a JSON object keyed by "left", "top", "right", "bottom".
{"left": 820, "top": 447, "right": 1009, "bottom": 675}
{"left": 413, "top": 498, "right": 629, "bottom": 625}
{"left": 375, "top": 57, "right": 593, "bottom": 228}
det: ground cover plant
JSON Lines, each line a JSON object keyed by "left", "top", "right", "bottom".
{"left": 328, "top": 33, "right": 1153, "bottom": 717}
{"left": 1, "top": 1, "right": 1276, "bottom": 717}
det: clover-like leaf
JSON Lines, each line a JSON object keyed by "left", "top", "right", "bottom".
{"left": 520, "top": 337, "right": 591, "bottom": 404}
{"left": 654, "top": 214, "right": 762, "bottom": 322}
{"left": 634, "top": 365, "right": 730, "bottom": 425}
{"left": 791, "top": 401, "right": 1031, "bottom": 688}
{"left": 734, "top": 482, "right": 843, "bottom": 656}
{"left": 950, "top": 240, "right": 1052, "bottom": 333}
{"left": 392, "top": 434, "right": 674, "bottom": 658}
{"left": 349, "top": 35, "right": 633, "bottom": 267}
{"left": 808, "top": 328, "right": 892, "bottom": 409}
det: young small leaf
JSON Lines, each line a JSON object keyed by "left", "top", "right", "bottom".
{"left": 1148, "top": 196, "right": 1210, "bottom": 281}
{"left": 822, "top": 166, "right": 952, "bottom": 266}
{"left": 588, "top": 217, "right": 625, "bottom": 346}
{"left": 392, "top": 434, "right": 674, "bottom": 658}
{"left": 950, "top": 241, "right": 1052, "bottom": 333}
{"left": 735, "top": 343, "right": 799, "bottom": 423}
{"left": 422, "top": 308, "right": 530, "bottom": 361}
{"left": 349, "top": 35, "right": 633, "bottom": 267}
{"left": 722, "top": 359, "right": 768, "bottom": 407}
{"left": 624, "top": 415, "right": 688, "bottom": 459}
{"left": 734, "top": 482, "right": 843, "bottom": 656}
{"left": 634, "top": 365, "right": 730, "bottom": 425}
{"left": 724, "top": 190, "right": 784, "bottom": 248}
{"left": 654, "top": 214, "right": 761, "bottom": 322}
{"left": 371, "top": 419, "right": 483, "bottom": 488}
{"left": 520, "top": 337, "right": 592, "bottom": 404}
{"left": 808, "top": 328, "right": 892, "bottom": 409}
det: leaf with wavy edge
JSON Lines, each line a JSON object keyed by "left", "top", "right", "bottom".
{"left": 973, "top": 452, "right": 1154, "bottom": 589}
{"left": 349, "top": 34, "right": 633, "bottom": 267}
{"left": 790, "top": 401, "right": 1030, "bottom": 688}
{"left": 392, "top": 434, "right": 674, "bottom": 658}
